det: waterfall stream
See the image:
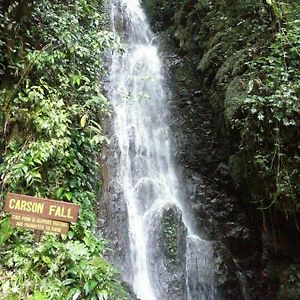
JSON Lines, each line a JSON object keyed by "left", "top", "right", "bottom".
{"left": 105, "top": 0, "right": 218, "bottom": 299}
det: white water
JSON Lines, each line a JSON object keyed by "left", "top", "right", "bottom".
{"left": 106, "top": 0, "right": 217, "bottom": 299}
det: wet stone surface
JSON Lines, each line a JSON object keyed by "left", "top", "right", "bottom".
{"left": 147, "top": 204, "right": 187, "bottom": 300}
{"left": 164, "top": 52, "right": 264, "bottom": 299}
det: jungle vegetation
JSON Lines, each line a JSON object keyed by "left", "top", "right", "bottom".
{"left": 0, "top": 1, "right": 129, "bottom": 299}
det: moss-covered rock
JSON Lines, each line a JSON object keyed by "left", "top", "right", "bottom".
{"left": 224, "top": 77, "right": 247, "bottom": 121}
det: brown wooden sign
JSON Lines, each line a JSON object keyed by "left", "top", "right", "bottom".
{"left": 4, "top": 193, "right": 79, "bottom": 223}
{"left": 10, "top": 214, "right": 69, "bottom": 235}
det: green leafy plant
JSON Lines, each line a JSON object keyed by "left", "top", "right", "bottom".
{"left": 232, "top": 1, "right": 299, "bottom": 223}
{"left": 0, "top": 1, "right": 129, "bottom": 299}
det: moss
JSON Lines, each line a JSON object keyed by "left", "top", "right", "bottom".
{"left": 162, "top": 208, "right": 179, "bottom": 262}
{"left": 215, "top": 50, "right": 247, "bottom": 83}
{"left": 197, "top": 42, "right": 225, "bottom": 73}
{"left": 224, "top": 77, "right": 247, "bottom": 121}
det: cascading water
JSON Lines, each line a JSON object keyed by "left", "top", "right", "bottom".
{"left": 105, "top": 0, "right": 218, "bottom": 299}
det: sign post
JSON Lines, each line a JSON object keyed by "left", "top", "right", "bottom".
{"left": 4, "top": 193, "right": 79, "bottom": 237}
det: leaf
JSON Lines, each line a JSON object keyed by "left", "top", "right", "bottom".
{"left": 247, "top": 79, "right": 254, "bottom": 94}
{"left": 68, "top": 230, "right": 74, "bottom": 239}
{"left": 89, "top": 280, "right": 98, "bottom": 291}
{"left": 65, "top": 241, "right": 89, "bottom": 260}
{"left": 89, "top": 119, "right": 101, "bottom": 127}
{"left": 71, "top": 74, "right": 81, "bottom": 86}
{"left": 90, "top": 257, "right": 109, "bottom": 269}
{"left": 80, "top": 114, "right": 88, "bottom": 128}
{"left": 62, "top": 278, "right": 76, "bottom": 286}
{"left": 2, "top": 279, "right": 10, "bottom": 292}
{"left": 28, "top": 291, "right": 46, "bottom": 300}
{"left": 0, "top": 217, "right": 13, "bottom": 247}
{"left": 41, "top": 255, "right": 52, "bottom": 266}
{"left": 72, "top": 290, "right": 81, "bottom": 300}
{"left": 55, "top": 188, "right": 65, "bottom": 199}
{"left": 84, "top": 282, "right": 90, "bottom": 295}
{"left": 65, "top": 191, "right": 73, "bottom": 201}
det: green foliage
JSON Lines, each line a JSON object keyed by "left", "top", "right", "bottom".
{"left": 266, "top": 0, "right": 284, "bottom": 20}
{"left": 232, "top": 2, "right": 299, "bottom": 216}
{"left": 0, "top": 230, "right": 127, "bottom": 300}
{"left": 0, "top": 0, "right": 128, "bottom": 299}
{"left": 172, "top": 0, "right": 267, "bottom": 53}
{"left": 0, "top": 217, "right": 13, "bottom": 247}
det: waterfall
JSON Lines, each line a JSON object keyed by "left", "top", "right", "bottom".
{"left": 104, "top": 0, "right": 218, "bottom": 299}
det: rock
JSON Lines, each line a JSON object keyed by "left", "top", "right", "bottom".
{"left": 163, "top": 38, "right": 265, "bottom": 299}
{"left": 213, "top": 241, "right": 244, "bottom": 299}
{"left": 147, "top": 204, "right": 188, "bottom": 300}
{"left": 97, "top": 119, "right": 132, "bottom": 282}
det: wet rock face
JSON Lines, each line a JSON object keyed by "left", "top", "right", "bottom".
{"left": 148, "top": 204, "right": 187, "bottom": 300}
{"left": 181, "top": 169, "right": 258, "bottom": 260}
{"left": 213, "top": 242, "right": 244, "bottom": 299}
{"left": 162, "top": 53, "right": 266, "bottom": 299}
{"left": 97, "top": 119, "right": 132, "bottom": 282}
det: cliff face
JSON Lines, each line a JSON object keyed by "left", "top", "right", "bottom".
{"left": 142, "top": 0, "right": 300, "bottom": 299}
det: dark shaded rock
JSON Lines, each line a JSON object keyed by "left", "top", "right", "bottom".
{"left": 97, "top": 119, "right": 132, "bottom": 282}
{"left": 161, "top": 45, "right": 267, "bottom": 299}
{"left": 213, "top": 242, "right": 244, "bottom": 299}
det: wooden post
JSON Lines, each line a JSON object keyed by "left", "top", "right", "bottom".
{"left": 34, "top": 230, "right": 43, "bottom": 243}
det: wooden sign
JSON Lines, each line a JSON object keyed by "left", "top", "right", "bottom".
{"left": 4, "top": 193, "right": 79, "bottom": 223}
{"left": 3, "top": 193, "right": 80, "bottom": 237}
{"left": 10, "top": 214, "right": 69, "bottom": 235}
